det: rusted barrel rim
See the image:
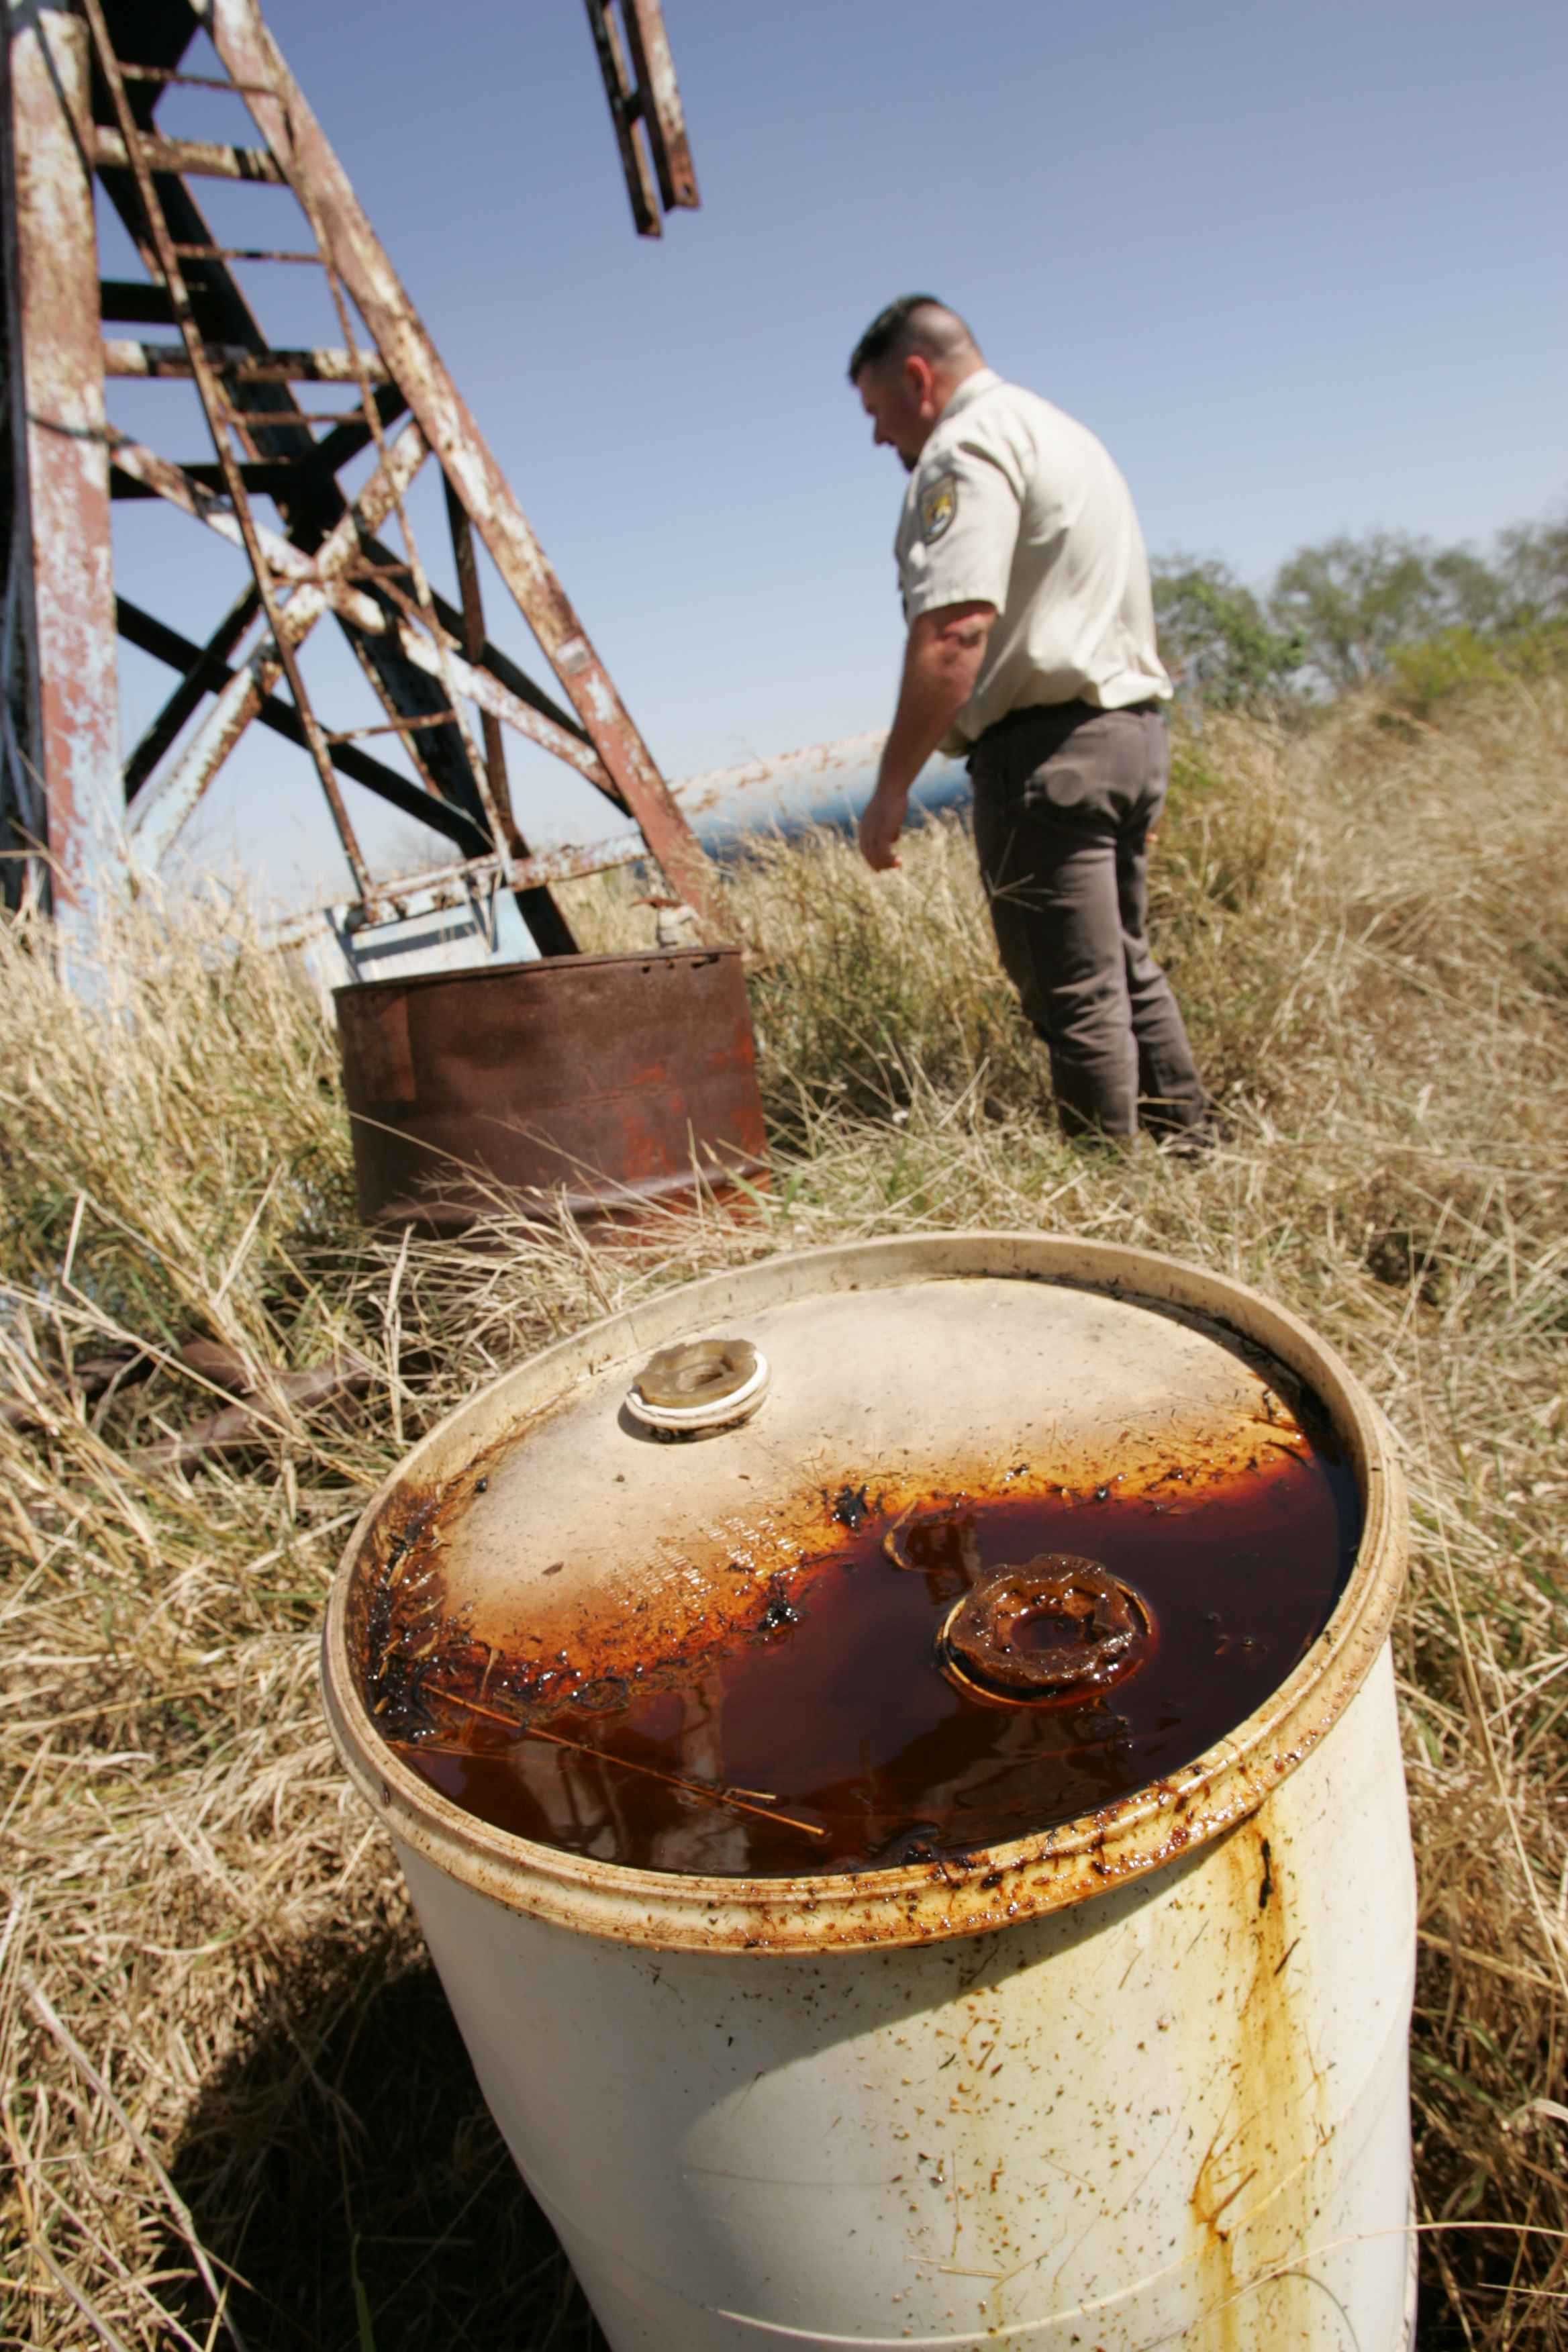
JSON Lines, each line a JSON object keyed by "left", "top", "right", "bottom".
{"left": 321, "top": 1234, "right": 1408, "bottom": 1955}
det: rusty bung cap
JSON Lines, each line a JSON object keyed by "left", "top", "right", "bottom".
{"left": 938, "top": 1559, "right": 1156, "bottom": 1706}
{"left": 626, "top": 1336, "right": 769, "bottom": 1433}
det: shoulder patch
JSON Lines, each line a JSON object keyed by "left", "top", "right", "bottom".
{"left": 919, "top": 474, "right": 958, "bottom": 544}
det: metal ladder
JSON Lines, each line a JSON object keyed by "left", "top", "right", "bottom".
{"left": 5, "top": 0, "right": 722, "bottom": 952}
{"left": 85, "top": 3, "right": 571, "bottom": 941}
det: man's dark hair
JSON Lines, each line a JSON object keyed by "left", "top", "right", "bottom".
{"left": 847, "top": 295, "right": 977, "bottom": 383}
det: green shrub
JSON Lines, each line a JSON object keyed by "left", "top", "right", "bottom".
{"left": 1387, "top": 620, "right": 1568, "bottom": 716}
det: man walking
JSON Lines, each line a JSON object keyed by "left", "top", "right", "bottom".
{"left": 850, "top": 295, "right": 1210, "bottom": 1146}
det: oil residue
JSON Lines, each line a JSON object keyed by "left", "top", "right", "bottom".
{"left": 388, "top": 1428, "right": 1360, "bottom": 1878}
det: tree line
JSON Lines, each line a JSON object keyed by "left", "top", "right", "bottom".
{"left": 1153, "top": 511, "right": 1568, "bottom": 711}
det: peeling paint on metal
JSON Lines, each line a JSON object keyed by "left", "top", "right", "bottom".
{"left": 3, "top": 1, "right": 121, "bottom": 928}
{"left": 103, "top": 338, "right": 387, "bottom": 382}
{"left": 91, "top": 125, "right": 285, "bottom": 181}
{"left": 199, "top": 0, "right": 729, "bottom": 941}
{"left": 623, "top": 0, "right": 699, "bottom": 209}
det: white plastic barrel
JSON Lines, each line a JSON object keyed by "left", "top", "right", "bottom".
{"left": 322, "top": 1235, "right": 1416, "bottom": 2349}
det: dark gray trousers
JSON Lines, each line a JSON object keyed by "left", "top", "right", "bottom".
{"left": 969, "top": 701, "right": 1208, "bottom": 1141}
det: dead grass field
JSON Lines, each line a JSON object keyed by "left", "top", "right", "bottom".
{"left": 1, "top": 677, "right": 1565, "bottom": 2349}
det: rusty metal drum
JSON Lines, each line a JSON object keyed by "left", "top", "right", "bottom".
{"left": 321, "top": 1235, "right": 1418, "bottom": 2349}
{"left": 333, "top": 946, "right": 767, "bottom": 1230}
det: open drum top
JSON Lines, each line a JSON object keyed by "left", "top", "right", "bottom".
{"left": 324, "top": 1236, "right": 1406, "bottom": 1949}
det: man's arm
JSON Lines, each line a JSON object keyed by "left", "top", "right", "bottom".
{"left": 859, "top": 601, "right": 996, "bottom": 871}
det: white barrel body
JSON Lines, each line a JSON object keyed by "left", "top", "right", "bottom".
{"left": 398, "top": 1642, "right": 1415, "bottom": 2351}
{"left": 324, "top": 1237, "right": 1418, "bottom": 2349}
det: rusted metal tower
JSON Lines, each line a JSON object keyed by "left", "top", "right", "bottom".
{"left": 583, "top": 0, "right": 700, "bottom": 239}
{"left": 0, "top": 0, "right": 718, "bottom": 963}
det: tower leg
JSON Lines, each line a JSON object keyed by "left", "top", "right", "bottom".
{"left": 0, "top": 0, "right": 121, "bottom": 942}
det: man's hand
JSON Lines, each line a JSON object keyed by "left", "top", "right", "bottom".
{"left": 860, "top": 601, "right": 995, "bottom": 872}
{"left": 859, "top": 781, "right": 908, "bottom": 871}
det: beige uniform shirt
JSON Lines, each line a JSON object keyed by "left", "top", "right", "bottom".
{"left": 895, "top": 368, "right": 1171, "bottom": 750}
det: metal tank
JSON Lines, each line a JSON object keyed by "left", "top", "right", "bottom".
{"left": 333, "top": 944, "right": 767, "bottom": 1230}
{"left": 321, "top": 1234, "right": 1417, "bottom": 2349}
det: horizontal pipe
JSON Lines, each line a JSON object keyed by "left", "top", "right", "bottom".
{"left": 674, "top": 731, "right": 968, "bottom": 839}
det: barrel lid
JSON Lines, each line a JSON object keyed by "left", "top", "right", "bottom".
{"left": 378, "top": 1274, "right": 1307, "bottom": 1665}
{"left": 324, "top": 1235, "right": 1406, "bottom": 1951}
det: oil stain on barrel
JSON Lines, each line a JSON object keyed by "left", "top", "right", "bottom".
{"left": 383, "top": 1422, "right": 1359, "bottom": 1877}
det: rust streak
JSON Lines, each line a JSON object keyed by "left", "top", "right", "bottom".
{"left": 3, "top": 3, "right": 120, "bottom": 924}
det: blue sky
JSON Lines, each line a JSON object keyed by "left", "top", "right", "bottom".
{"left": 104, "top": 0, "right": 1567, "bottom": 903}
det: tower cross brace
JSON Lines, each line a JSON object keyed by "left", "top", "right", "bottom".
{"left": 0, "top": 0, "right": 719, "bottom": 963}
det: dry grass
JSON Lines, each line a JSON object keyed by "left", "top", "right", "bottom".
{"left": 1, "top": 677, "right": 1565, "bottom": 2349}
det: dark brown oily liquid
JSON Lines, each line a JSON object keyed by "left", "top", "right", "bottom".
{"left": 402, "top": 1446, "right": 1359, "bottom": 1879}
